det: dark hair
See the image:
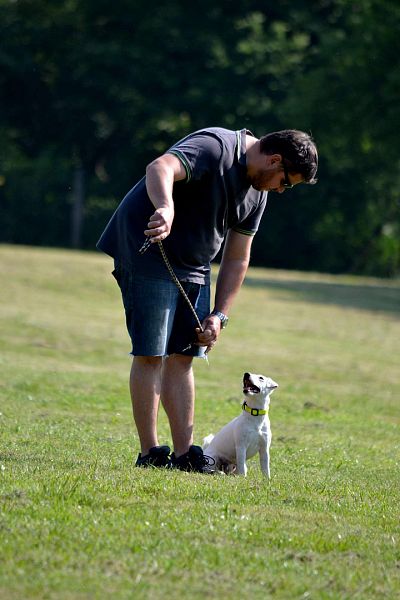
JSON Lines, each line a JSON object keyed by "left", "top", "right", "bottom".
{"left": 259, "top": 129, "right": 318, "bottom": 184}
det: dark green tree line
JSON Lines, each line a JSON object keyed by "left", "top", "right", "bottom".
{"left": 0, "top": 0, "right": 399, "bottom": 275}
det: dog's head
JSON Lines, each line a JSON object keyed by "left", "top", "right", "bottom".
{"left": 243, "top": 372, "right": 278, "bottom": 397}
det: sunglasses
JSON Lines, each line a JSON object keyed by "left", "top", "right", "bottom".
{"left": 282, "top": 161, "right": 294, "bottom": 189}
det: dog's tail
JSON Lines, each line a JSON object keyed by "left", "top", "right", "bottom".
{"left": 202, "top": 434, "right": 214, "bottom": 450}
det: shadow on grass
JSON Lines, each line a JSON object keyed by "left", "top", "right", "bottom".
{"left": 243, "top": 276, "right": 400, "bottom": 316}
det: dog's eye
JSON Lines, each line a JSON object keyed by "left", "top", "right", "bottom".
{"left": 259, "top": 376, "right": 265, "bottom": 381}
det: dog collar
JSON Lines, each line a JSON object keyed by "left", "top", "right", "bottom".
{"left": 242, "top": 401, "right": 268, "bottom": 417}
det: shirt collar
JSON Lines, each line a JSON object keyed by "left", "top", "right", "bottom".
{"left": 237, "top": 128, "right": 256, "bottom": 166}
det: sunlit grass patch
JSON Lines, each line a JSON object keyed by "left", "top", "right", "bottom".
{"left": 1, "top": 245, "right": 399, "bottom": 599}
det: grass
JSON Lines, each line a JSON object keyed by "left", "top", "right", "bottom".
{"left": 0, "top": 244, "right": 399, "bottom": 599}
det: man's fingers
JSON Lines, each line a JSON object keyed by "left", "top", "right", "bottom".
{"left": 195, "top": 327, "right": 217, "bottom": 348}
{"left": 144, "top": 208, "right": 174, "bottom": 241}
{"left": 146, "top": 221, "right": 161, "bottom": 229}
{"left": 144, "top": 226, "right": 165, "bottom": 236}
{"left": 144, "top": 222, "right": 171, "bottom": 242}
{"left": 196, "top": 327, "right": 213, "bottom": 340}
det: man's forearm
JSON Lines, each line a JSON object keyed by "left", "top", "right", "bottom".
{"left": 213, "top": 230, "right": 252, "bottom": 315}
{"left": 145, "top": 160, "right": 175, "bottom": 210}
{"left": 196, "top": 230, "right": 252, "bottom": 350}
{"left": 144, "top": 154, "right": 187, "bottom": 242}
{"left": 214, "top": 256, "right": 250, "bottom": 315}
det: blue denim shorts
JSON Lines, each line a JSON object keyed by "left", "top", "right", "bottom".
{"left": 112, "top": 265, "right": 210, "bottom": 357}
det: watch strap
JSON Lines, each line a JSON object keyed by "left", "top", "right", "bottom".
{"left": 211, "top": 310, "right": 229, "bottom": 328}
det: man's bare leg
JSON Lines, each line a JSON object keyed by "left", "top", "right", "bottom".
{"left": 130, "top": 355, "right": 163, "bottom": 455}
{"left": 161, "top": 354, "right": 194, "bottom": 457}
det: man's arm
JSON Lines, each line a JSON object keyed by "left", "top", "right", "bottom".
{"left": 144, "top": 153, "right": 186, "bottom": 243}
{"left": 196, "top": 230, "right": 253, "bottom": 350}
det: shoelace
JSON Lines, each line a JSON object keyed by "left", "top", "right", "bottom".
{"left": 198, "top": 453, "right": 216, "bottom": 467}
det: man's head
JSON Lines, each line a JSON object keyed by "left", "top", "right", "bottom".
{"left": 248, "top": 129, "right": 318, "bottom": 193}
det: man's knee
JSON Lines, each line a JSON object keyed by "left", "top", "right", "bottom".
{"left": 133, "top": 355, "right": 163, "bottom": 369}
{"left": 164, "top": 353, "right": 193, "bottom": 371}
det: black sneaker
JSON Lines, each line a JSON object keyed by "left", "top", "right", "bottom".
{"left": 170, "top": 445, "right": 216, "bottom": 474}
{"left": 135, "top": 445, "right": 171, "bottom": 468}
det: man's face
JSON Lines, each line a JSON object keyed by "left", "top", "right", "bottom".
{"left": 249, "top": 154, "right": 303, "bottom": 193}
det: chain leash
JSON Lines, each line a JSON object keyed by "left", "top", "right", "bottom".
{"left": 139, "top": 237, "right": 209, "bottom": 358}
{"left": 156, "top": 241, "right": 204, "bottom": 333}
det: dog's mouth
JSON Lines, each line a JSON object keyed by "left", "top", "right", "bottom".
{"left": 243, "top": 374, "right": 260, "bottom": 394}
{"left": 243, "top": 385, "right": 260, "bottom": 394}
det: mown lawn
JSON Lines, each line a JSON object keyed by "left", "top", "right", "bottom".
{"left": 0, "top": 245, "right": 399, "bottom": 599}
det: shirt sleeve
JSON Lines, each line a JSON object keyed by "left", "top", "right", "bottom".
{"left": 232, "top": 192, "right": 268, "bottom": 236}
{"left": 166, "top": 131, "right": 223, "bottom": 182}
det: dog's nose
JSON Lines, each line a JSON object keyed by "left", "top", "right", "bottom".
{"left": 243, "top": 372, "right": 250, "bottom": 381}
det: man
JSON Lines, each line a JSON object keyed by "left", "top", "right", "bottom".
{"left": 97, "top": 127, "right": 318, "bottom": 473}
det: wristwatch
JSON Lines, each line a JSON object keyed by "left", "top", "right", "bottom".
{"left": 211, "top": 310, "right": 229, "bottom": 329}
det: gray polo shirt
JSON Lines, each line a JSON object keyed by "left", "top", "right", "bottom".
{"left": 97, "top": 127, "right": 268, "bottom": 284}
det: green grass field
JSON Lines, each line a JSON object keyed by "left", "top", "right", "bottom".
{"left": 1, "top": 244, "right": 399, "bottom": 599}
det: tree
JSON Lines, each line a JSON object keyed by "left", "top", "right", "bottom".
{"left": 0, "top": 0, "right": 399, "bottom": 275}
{"left": 275, "top": 0, "right": 400, "bottom": 275}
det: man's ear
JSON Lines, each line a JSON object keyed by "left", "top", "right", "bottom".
{"left": 269, "top": 153, "right": 282, "bottom": 165}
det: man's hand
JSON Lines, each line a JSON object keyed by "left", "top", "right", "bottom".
{"left": 144, "top": 153, "right": 186, "bottom": 243}
{"left": 144, "top": 206, "right": 175, "bottom": 243}
{"left": 195, "top": 314, "right": 222, "bottom": 353}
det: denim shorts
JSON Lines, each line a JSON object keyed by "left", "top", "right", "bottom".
{"left": 112, "top": 266, "right": 210, "bottom": 357}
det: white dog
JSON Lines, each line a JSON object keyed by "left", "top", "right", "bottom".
{"left": 203, "top": 372, "right": 278, "bottom": 478}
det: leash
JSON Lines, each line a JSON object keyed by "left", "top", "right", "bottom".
{"left": 139, "top": 237, "right": 209, "bottom": 360}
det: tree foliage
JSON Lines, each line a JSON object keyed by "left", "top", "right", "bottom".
{"left": 0, "top": 0, "right": 399, "bottom": 275}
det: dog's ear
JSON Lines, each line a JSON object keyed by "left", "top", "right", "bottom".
{"left": 267, "top": 378, "right": 279, "bottom": 390}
